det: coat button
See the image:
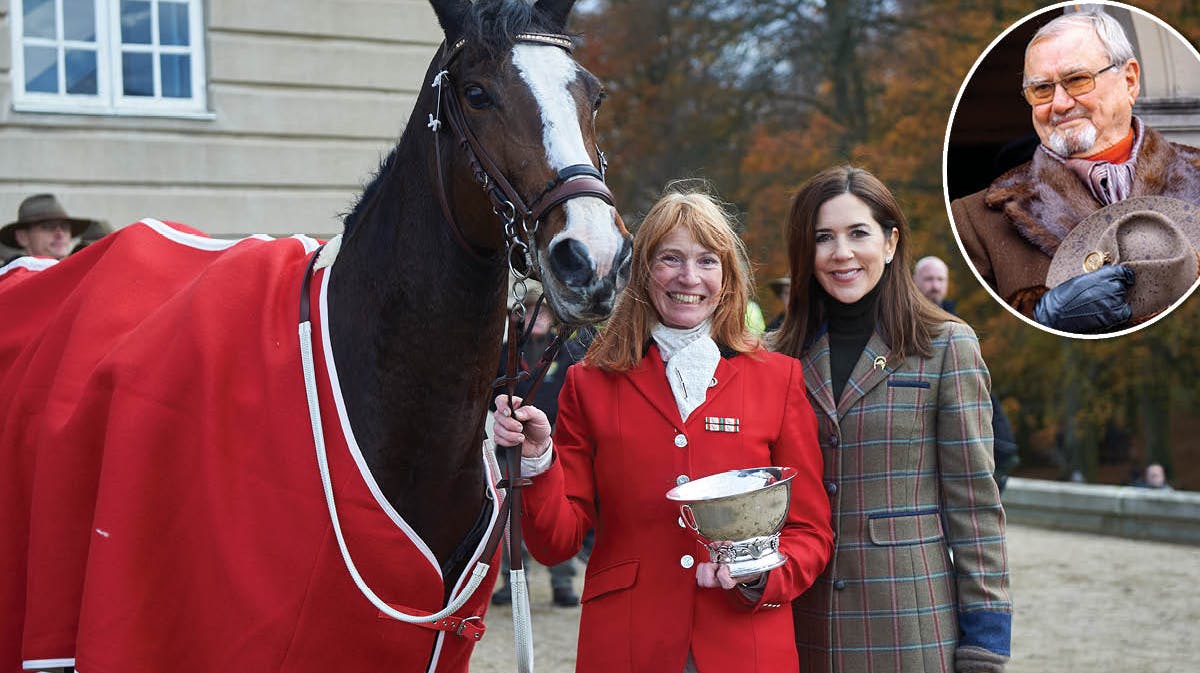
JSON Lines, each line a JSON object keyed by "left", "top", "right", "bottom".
{"left": 709, "top": 377, "right": 718, "bottom": 388}
{"left": 678, "top": 516, "right": 687, "bottom": 528}
{"left": 676, "top": 475, "right": 690, "bottom": 486}
{"left": 829, "top": 434, "right": 839, "bottom": 447}
{"left": 674, "top": 433, "right": 688, "bottom": 448}
{"left": 825, "top": 481, "right": 838, "bottom": 495}
{"left": 680, "top": 554, "right": 695, "bottom": 569}
{"left": 833, "top": 579, "right": 847, "bottom": 591}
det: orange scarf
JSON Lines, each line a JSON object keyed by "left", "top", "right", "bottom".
{"left": 1085, "top": 127, "right": 1135, "bottom": 164}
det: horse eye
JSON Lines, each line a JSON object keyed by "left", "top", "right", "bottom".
{"left": 593, "top": 91, "right": 607, "bottom": 112}
{"left": 464, "top": 84, "right": 493, "bottom": 109}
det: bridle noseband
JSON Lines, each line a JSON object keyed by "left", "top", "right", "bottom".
{"left": 428, "top": 33, "right": 615, "bottom": 278}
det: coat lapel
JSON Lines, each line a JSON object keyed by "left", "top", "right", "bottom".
{"left": 801, "top": 333, "right": 836, "bottom": 421}
{"left": 624, "top": 346, "right": 684, "bottom": 427}
{"left": 835, "top": 332, "right": 894, "bottom": 420}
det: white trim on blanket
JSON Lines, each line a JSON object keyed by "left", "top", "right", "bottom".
{"left": 23, "top": 658, "right": 75, "bottom": 669}
{"left": 316, "top": 264, "right": 506, "bottom": 673}
{"left": 139, "top": 218, "right": 273, "bottom": 250}
{"left": 0, "top": 256, "right": 59, "bottom": 275}
{"left": 316, "top": 265, "right": 442, "bottom": 576}
{"left": 137, "top": 218, "right": 321, "bottom": 254}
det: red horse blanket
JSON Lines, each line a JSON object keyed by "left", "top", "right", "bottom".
{"left": 0, "top": 220, "right": 500, "bottom": 673}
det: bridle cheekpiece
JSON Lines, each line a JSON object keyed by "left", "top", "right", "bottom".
{"left": 427, "top": 32, "right": 615, "bottom": 288}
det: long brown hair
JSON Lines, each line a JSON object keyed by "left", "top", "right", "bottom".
{"left": 586, "top": 187, "right": 760, "bottom": 371}
{"left": 771, "top": 166, "right": 958, "bottom": 361}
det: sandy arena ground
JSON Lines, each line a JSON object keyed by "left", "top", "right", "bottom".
{"left": 472, "top": 523, "right": 1200, "bottom": 672}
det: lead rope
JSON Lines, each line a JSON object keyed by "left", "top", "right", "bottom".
{"left": 493, "top": 280, "right": 570, "bottom": 673}
{"left": 498, "top": 303, "right": 535, "bottom": 673}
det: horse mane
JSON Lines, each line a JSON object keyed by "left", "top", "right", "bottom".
{"left": 462, "top": 0, "right": 576, "bottom": 58}
{"left": 342, "top": 149, "right": 399, "bottom": 236}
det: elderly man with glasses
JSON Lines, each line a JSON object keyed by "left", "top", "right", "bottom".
{"left": 951, "top": 9, "right": 1200, "bottom": 333}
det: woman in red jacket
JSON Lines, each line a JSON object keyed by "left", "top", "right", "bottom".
{"left": 493, "top": 187, "right": 833, "bottom": 673}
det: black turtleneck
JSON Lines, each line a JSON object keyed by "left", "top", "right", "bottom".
{"left": 826, "top": 282, "right": 881, "bottom": 403}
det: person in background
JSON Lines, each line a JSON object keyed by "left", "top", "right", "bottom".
{"left": 913, "top": 255, "right": 953, "bottom": 313}
{"left": 1131, "top": 462, "right": 1173, "bottom": 490}
{"left": 765, "top": 277, "right": 791, "bottom": 331}
{"left": 1, "top": 194, "right": 97, "bottom": 262}
{"left": 950, "top": 9, "right": 1200, "bottom": 332}
{"left": 492, "top": 187, "right": 833, "bottom": 673}
{"left": 913, "top": 255, "right": 1020, "bottom": 492}
{"left": 775, "top": 166, "right": 1012, "bottom": 673}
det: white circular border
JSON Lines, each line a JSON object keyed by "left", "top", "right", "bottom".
{"left": 941, "top": 0, "right": 1200, "bottom": 340}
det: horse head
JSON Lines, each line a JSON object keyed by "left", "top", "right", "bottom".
{"left": 429, "top": 0, "right": 632, "bottom": 324}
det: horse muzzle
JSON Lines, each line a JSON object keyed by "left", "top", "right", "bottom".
{"left": 541, "top": 209, "right": 631, "bottom": 324}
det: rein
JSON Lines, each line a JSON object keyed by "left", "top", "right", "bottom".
{"left": 422, "top": 36, "right": 613, "bottom": 670}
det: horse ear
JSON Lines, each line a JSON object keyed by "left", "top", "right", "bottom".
{"left": 533, "top": 0, "right": 578, "bottom": 31}
{"left": 429, "top": 0, "right": 471, "bottom": 40}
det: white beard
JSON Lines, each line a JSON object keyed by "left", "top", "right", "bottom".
{"left": 1048, "top": 121, "right": 1098, "bottom": 156}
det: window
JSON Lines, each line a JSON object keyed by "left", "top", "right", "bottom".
{"left": 12, "top": 0, "right": 208, "bottom": 116}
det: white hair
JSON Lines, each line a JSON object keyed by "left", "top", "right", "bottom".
{"left": 1024, "top": 9, "right": 1136, "bottom": 86}
{"left": 913, "top": 255, "right": 948, "bottom": 275}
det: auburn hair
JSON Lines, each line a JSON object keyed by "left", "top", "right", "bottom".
{"left": 770, "top": 166, "right": 958, "bottom": 361}
{"left": 586, "top": 187, "right": 760, "bottom": 371}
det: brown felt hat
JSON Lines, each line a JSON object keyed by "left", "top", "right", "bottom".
{"left": 1, "top": 194, "right": 97, "bottom": 248}
{"left": 1046, "top": 196, "right": 1200, "bottom": 323}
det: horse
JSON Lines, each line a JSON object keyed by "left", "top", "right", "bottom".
{"left": 0, "top": 0, "right": 630, "bottom": 671}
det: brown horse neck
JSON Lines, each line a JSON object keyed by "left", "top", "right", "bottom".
{"left": 326, "top": 136, "right": 510, "bottom": 593}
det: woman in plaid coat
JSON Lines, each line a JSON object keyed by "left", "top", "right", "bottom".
{"left": 773, "top": 166, "right": 1012, "bottom": 673}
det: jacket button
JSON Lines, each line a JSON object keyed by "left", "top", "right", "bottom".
{"left": 833, "top": 579, "right": 846, "bottom": 591}
{"left": 678, "top": 516, "right": 687, "bottom": 528}
{"left": 825, "top": 481, "right": 838, "bottom": 495}
{"left": 674, "top": 433, "right": 688, "bottom": 448}
{"left": 676, "top": 475, "right": 690, "bottom": 486}
{"left": 680, "top": 554, "right": 695, "bottom": 569}
{"left": 829, "top": 434, "right": 839, "bottom": 447}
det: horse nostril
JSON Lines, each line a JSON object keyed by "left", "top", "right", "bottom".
{"left": 548, "top": 238, "right": 595, "bottom": 288}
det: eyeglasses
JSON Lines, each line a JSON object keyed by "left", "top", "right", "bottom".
{"left": 32, "top": 221, "right": 71, "bottom": 234}
{"left": 1021, "top": 63, "right": 1120, "bottom": 105}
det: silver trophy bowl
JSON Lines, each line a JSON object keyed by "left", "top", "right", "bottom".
{"left": 665, "top": 466, "right": 795, "bottom": 578}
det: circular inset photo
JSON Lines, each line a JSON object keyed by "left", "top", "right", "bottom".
{"left": 943, "top": 1, "right": 1200, "bottom": 338}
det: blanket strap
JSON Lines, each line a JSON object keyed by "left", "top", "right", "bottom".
{"left": 297, "top": 247, "right": 496, "bottom": 633}
{"left": 376, "top": 609, "right": 487, "bottom": 641}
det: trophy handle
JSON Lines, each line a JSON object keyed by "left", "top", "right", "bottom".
{"left": 680, "top": 504, "right": 699, "bottom": 531}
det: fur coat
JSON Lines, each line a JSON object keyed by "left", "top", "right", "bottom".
{"left": 950, "top": 123, "right": 1200, "bottom": 316}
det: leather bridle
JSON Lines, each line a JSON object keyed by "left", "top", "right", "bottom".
{"left": 426, "top": 32, "right": 612, "bottom": 658}
{"left": 428, "top": 32, "right": 616, "bottom": 278}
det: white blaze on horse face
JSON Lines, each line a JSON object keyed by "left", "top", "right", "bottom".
{"left": 511, "top": 44, "right": 623, "bottom": 278}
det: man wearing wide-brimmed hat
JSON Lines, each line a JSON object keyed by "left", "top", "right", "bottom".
{"left": 1, "top": 194, "right": 98, "bottom": 260}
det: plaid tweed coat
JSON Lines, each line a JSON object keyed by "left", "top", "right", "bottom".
{"left": 791, "top": 321, "right": 1011, "bottom": 672}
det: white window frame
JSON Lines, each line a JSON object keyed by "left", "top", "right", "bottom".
{"left": 11, "top": 0, "right": 210, "bottom": 117}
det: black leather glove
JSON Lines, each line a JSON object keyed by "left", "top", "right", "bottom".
{"left": 1033, "top": 265, "right": 1134, "bottom": 333}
